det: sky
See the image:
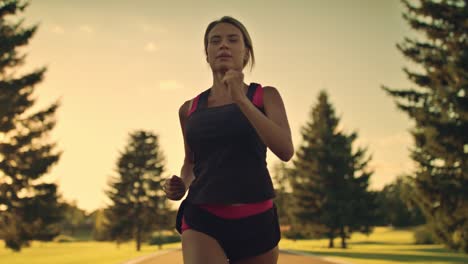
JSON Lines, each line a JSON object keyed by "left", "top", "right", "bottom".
{"left": 14, "top": 0, "right": 418, "bottom": 213}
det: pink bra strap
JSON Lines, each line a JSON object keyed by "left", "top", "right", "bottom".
{"left": 187, "top": 94, "right": 201, "bottom": 116}
{"left": 252, "top": 84, "right": 264, "bottom": 108}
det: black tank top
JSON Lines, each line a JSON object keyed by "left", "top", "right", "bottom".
{"left": 185, "top": 82, "right": 276, "bottom": 204}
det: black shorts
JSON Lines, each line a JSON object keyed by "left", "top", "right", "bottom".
{"left": 175, "top": 199, "right": 281, "bottom": 262}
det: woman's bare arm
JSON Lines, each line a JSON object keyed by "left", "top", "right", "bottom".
{"left": 179, "top": 100, "right": 196, "bottom": 189}
{"left": 236, "top": 86, "right": 294, "bottom": 161}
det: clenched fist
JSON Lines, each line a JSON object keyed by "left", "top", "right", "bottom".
{"left": 162, "top": 175, "right": 187, "bottom": 201}
{"left": 221, "top": 69, "right": 247, "bottom": 103}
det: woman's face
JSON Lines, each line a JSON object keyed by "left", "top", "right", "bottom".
{"left": 206, "top": 22, "right": 248, "bottom": 73}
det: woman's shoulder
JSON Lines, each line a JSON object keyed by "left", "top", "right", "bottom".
{"left": 179, "top": 100, "right": 191, "bottom": 119}
{"left": 262, "top": 85, "right": 282, "bottom": 101}
{"left": 262, "top": 85, "right": 279, "bottom": 95}
{"left": 179, "top": 90, "right": 205, "bottom": 118}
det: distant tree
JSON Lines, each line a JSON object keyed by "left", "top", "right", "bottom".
{"left": 0, "top": 0, "right": 63, "bottom": 251}
{"left": 104, "top": 130, "right": 169, "bottom": 251}
{"left": 376, "top": 175, "right": 425, "bottom": 227}
{"left": 290, "top": 91, "right": 377, "bottom": 248}
{"left": 58, "top": 200, "right": 92, "bottom": 239}
{"left": 91, "top": 208, "right": 111, "bottom": 241}
{"left": 382, "top": 0, "right": 468, "bottom": 252}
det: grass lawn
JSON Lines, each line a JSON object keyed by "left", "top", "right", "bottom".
{"left": 1, "top": 227, "right": 467, "bottom": 264}
{"left": 0, "top": 240, "right": 180, "bottom": 264}
{"left": 279, "top": 227, "right": 468, "bottom": 264}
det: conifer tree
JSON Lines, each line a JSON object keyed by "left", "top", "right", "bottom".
{"left": 291, "top": 91, "right": 376, "bottom": 248}
{"left": 0, "top": 0, "right": 63, "bottom": 251}
{"left": 382, "top": 0, "right": 468, "bottom": 252}
{"left": 104, "top": 130, "right": 168, "bottom": 251}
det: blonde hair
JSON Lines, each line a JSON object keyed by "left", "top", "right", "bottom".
{"left": 204, "top": 16, "right": 255, "bottom": 70}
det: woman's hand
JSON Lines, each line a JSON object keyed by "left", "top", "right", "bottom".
{"left": 221, "top": 69, "right": 247, "bottom": 103}
{"left": 162, "top": 175, "right": 187, "bottom": 201}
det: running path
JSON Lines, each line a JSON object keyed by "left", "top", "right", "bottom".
{"left": 123, "top": 249, "right": 346, "bottom": 264}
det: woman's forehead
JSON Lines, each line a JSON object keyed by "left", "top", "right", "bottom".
{"left": 208, "top": 23, "right": 242, "bottom": 37}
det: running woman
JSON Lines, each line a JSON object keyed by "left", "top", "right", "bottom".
{"left": 163, "top": 16, "right": 294, "bottom": 264}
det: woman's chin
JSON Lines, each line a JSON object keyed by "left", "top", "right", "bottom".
{"left": 212, "top": 65, "right": 229, "bottom": 73}
{"left": 214, "top": 63, "right": 241, "bottom": 73}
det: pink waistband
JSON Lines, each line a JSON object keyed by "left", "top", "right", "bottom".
{"left": 197, "top": 199, "right": 273, "bottom": 219}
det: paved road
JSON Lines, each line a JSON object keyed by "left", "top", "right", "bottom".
{"left": 126, "top": 249, "right": 343, "bottom": 264}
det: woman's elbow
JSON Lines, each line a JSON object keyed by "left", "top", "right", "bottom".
{"left": 278, "top": 145, "right": 294, "bottom": 162}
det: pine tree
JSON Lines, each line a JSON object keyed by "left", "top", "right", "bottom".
{"left": 337, "top": 132, "right": 376, "bottom": 249}
{"left": 291, "top": 91, "right": 376, "bottom": 248}
{"left": 382, "top": 0, "right": 468, "bottom": 252}
{"left": 104, "top": 130, "right": 169, "bottom": 251}
{"left": 0, "top": 0, "right": 63, "bottom": 251}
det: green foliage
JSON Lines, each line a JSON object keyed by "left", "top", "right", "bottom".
{"left": 282, "top": 224, "right": 322, "bottom": 240}
{"left": 290, "top": 91, "right": 378, "bottom": 248}
{"left": 91, "top": 208, "right": 111, "bottom": 241}
{"left": 52, "top": 234, "right": 76, "bottom": 243}
{"left": 57, "top": 200, "right": 93, "bottom": 240}
{"left": 414, "top": 225, "right": 436, "bottom": 245}
{"left": 148, "top": 232, "right": 181, "bottom": 246}
{"left": 376, "top": 175, "right": 426, "bottom": 227}
{"left": 0, "top": 0, "right": 63, "bottom": 251}
{"left": 382, "top": 0, "right": 468, "bottom": 253}
{"left": 103, "top": 130, "right": 170, "bottom": 251}
{"left": 271, "top": 161, "right": 295, "bottom": 227}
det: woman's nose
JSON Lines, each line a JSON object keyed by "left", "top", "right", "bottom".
{"left": 219, "top": 38, "right": 229, "bottom": 48}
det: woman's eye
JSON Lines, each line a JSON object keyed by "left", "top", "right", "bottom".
{"left": 210, "top": 39, "right": 220, "bottom": 44}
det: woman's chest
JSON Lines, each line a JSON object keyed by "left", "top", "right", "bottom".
{"left": 185, "top": 105, "right": 255, "bottom": 146}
